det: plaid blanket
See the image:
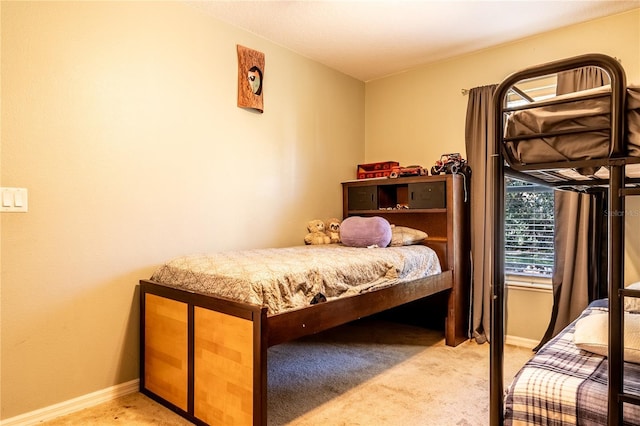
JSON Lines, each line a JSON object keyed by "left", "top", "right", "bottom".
{"left": 505, "top": 300, "right": 640, "bottom": 425}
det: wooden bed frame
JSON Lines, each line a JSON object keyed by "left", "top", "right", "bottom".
{"left": 140, "top": 174, "right": 469, "bottom": 425}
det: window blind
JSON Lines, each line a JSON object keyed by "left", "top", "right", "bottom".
{"left": 504, "top": 183, "right": 554, "bottom": 278}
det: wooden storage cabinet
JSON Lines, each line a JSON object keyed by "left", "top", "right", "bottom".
{"left": 342, "top": 174, "right": 470, "bottom": 346}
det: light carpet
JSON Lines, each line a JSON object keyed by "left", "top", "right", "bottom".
{"left": 42, "top": 319, "right": 532, "bottom": 425}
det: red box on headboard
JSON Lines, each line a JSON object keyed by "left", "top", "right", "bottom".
{"left": 357, "top": 161, "right": 399, "bottom": 179}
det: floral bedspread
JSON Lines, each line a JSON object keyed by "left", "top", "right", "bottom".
{"left": 150, "top": 244, "right": 441, "bottom": 314}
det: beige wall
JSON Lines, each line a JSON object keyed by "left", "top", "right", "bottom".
{"left": 2, "top": 1, "right": 640, "bottom": 420}
{"left": 505, "top": 285, "right": 554, "bottom": 344}
{"left": 366, "top": 9, "right": 640, "bottom": 346}
{"left": 365, "top": 9, "right": 640, "bottom": 166}
{"left": 0, "top": 1, "right": 364, "bottom": 419}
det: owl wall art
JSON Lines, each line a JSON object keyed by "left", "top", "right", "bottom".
{"left": 237, "top": 45, "right": 265, "bottom": 113}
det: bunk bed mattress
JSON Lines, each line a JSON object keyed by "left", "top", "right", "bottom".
{"left": 504, "top": 300, "right": 640, "bottom": 425}
{"left": 150, "top": 244, "right": 442, "bottom": 315}
{"left": 504, "top": 86, "right": 640, "bottom": 166}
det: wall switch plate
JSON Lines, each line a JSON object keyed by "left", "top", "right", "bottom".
{"left": 0, "top": 187, "right": 28, "bottom": 212}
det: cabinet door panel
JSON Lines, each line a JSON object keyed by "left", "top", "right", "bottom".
{"left": 348, "top": 186, "right": 377, "bottom": 210}
{"left": 409, "top": 182, "right": 446, "bottom": 209}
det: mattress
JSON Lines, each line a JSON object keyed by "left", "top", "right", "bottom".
{"left": 150, "top": 244, "right": 442, "bottom": 315}
{"left": 504, "top": 86, "right": 640, "bottom": 170}
{"left": 504, "top": 300, "right": 640, "bottom": 425}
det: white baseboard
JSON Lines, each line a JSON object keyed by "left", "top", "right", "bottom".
{"left": 0, "top": 379, "right": 139, "bottom": 426}
{"left": 505, "top": 335, "right": 538, "bottom": 350}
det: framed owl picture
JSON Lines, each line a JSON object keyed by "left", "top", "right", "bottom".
{"left": 237, "top": 45, "right": 265, "bottom": 113}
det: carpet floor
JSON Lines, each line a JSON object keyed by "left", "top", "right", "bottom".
{"left": 42, "top": 319, "right": 533, "bottom": 425}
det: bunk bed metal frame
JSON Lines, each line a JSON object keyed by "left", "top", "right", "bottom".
{"left": 490, "top": 53, "right": 640, "bottom": 426}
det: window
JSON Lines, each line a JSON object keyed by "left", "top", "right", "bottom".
{"left": 504, "top": 178, "right": 554, "bottom": 280}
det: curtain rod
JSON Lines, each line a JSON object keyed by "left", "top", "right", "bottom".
{"left": 461, "top": 88, "right": 469, "bottom": 95}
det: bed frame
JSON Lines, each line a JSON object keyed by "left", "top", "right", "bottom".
{"left": 140, "top": 175, "right": 469, "bottom": 425}
{"left": 490, "top": 53, "right": 640, "bottom": 425}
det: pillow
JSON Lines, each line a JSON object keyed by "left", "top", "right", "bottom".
{"left": 573, "top": 312, "right": 640, "bottom": 364}
{"left": 340, "top": 216, "right": 392, "bottom": 248}
{"left": 625, "top": 282, "right": 640, "bottom": 313}
{"left": 389, "top": 225, "right": 428, "bottom": 247}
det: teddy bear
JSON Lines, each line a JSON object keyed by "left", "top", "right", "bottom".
{"left": 304, "top": 219, "right": 331, "bottom": 245}
{"left": 325, "top": 217, "right": 342, "bottom": 243}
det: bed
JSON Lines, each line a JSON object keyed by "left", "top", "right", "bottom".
{"left": 504, "top": 300, "right": 640, "bottom": 425}
{"left": 503, "top": 84, "right": 640, "bottom": 176}
{"left": 140, "top": 182, "right": 469, "bottom": 426}
{"left": 490, "top": 53, "right": 640, "bottom": 426}
{"left": 146, "top": 244, "right": 443, "bottom": 317}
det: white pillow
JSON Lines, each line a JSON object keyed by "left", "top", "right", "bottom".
{"left": 625, "top": 282, "right": 640, "bottom": 313}
{"left": 573, "top": 312, "right": 640, "bottom": 364}
{"left": 389, "top": 225, "right": 428, "bottom": 247}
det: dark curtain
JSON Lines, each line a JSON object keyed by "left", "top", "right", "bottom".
{"left": 535, "top": 66, "right": 609, "bottom": 349}
{"left": 557, "top": 66, "right": 609, "bottom": 93}
{"left": 465, "top": 84, "right": 497, "bottom": 344}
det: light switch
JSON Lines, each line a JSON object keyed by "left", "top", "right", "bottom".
{"left": 0, "top": 187, "right": 28, "bottom": 212}
{"left": 14, "top": 190, "right": 24, "bottom": 207}
{"left": 2, "top": 191, "right": 12, "bottom": 207}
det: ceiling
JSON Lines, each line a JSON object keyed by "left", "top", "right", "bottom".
{"left": 190, "top": 0, "right": 640, "bottom": 82}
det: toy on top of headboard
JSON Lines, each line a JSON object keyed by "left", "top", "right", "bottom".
{"left": 430, "top": 153, "right": 470, "bottom": 175}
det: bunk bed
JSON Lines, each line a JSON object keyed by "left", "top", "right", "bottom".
{"left": 490, "top": 53, "right": 640, "bottom": 426}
